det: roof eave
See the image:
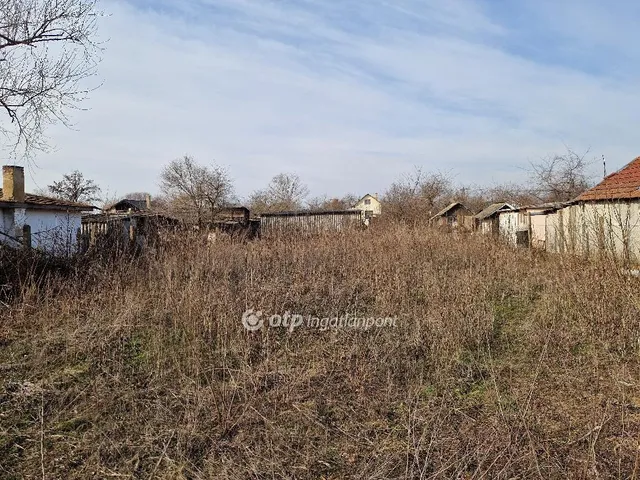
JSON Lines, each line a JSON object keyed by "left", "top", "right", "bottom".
{"left": 0, "top": 201, "right": 95, "bottom": 211}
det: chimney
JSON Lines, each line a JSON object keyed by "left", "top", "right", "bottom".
{"left": 2, "top": 165, "right": 25, "bottom": 203}
{"left": 145, "top": 193, "right": 152, "bottom": 210}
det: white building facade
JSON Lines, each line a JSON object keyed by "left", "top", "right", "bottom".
{"left": 0, "top": 166, "right": 93, "bottom": 255}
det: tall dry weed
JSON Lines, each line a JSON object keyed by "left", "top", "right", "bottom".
{"left": 2, "top": 225, "right": 640, "bottom": 478}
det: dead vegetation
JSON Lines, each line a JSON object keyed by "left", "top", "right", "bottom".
{"left": 2, "top": 225, "right": 640, "bottom": 478}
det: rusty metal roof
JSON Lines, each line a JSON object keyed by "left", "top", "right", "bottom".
{"left": 576, "top": 156, "right": 640, "bottom": 201}
{"left": 0, "top": 189, "right": 95, "bottom": 210}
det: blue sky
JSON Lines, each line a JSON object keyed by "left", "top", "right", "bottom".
{"left": 12, "top": 0, "right": 640, "bottom": 200}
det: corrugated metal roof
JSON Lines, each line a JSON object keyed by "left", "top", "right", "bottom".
{"left": 576, "top": 156, "right": 640, "bottom": 201}
{"left": 474, "top": 202, "right": 515, "bottom": 220}
{"left": 0, "top": 189, "right": 94, "bottom": 210}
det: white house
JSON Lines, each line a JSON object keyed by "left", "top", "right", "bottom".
{"left": 546, "top": 156, "right": 640, "bottom": 263}
{"left": 352, "top": 194, "right": 381, "bottom": 219}
{"left": 0, "top": 165, "right": 94, "bottom": 255}
{"left": 351, "top": 193, "right": 382, "bottom": 226}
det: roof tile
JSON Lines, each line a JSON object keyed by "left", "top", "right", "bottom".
{"left": 0, "top": 189, "right": 94, "bottom": 209}
{"left": 577, "top": 157, "right": 640, "bottom": 201}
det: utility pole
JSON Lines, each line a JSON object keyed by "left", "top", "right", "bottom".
{"left": 603, "top": 155, "right": 607, "bottom": 179}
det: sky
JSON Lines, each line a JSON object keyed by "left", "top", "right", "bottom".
{"left": 7, "top": 0, "right": 640, "bottom": 200}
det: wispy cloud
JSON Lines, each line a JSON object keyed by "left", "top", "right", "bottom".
{"left": 13, "top": 0, "right": 640, "bottom": 198}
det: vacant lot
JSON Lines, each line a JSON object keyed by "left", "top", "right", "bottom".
{"left": 2, "top": 225, "right": 640, "bottom": 479}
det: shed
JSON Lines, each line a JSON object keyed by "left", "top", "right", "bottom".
{"left": 474, "top": 203, "right": 515, "bottom": 236}
{"left": 429, "top": 202, "right": 473, "bottom": 229}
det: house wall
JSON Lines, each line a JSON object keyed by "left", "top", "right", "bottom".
{"left": 0, "top": 208, "right": 21, "bottom": 246}
{"left": 25, "top": 210, "right": 82, "bottom": 254}
{"left": 353, "top": 196, "right": 382, "bottom": 217}
{"left": 0, "top": 208, "right": 82, "bottom": 254}
{"left": 546, "top": 201, "right": 640, "bottom": 264}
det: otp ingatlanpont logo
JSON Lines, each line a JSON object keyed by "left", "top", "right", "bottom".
{"left": 241, "top": 309, "right": 264, "bottom": 331}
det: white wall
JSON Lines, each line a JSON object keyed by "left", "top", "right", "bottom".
{"left": 499, "top": 211, "right": 519, "bottom": 245}
{"left": 353, "top": 195, "right": 382, "bottom": 216}
{"left": 0, "top": 207, "right": 82, "bottom": 255}
{"left": 529, "top": 212, "right": 547, "bottom": 249}
{"left": 26, "top": 210, "right": 82, "bottom": 254}
{"left": 546, "top": 201, "right": 640, "bottom": 264}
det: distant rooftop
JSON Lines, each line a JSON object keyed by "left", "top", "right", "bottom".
{"left": 576, "top": 156, "right": 640, "bottom": 201}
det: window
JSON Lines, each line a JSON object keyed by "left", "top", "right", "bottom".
{"left": 364, "top": 199, "right": 371, "bottom": 205}
{"left": 365, "top": 210, "right": 374, "bottom": 219}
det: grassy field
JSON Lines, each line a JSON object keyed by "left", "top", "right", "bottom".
{"left": 2, "top": 224, "right": 640, "bottom": 478}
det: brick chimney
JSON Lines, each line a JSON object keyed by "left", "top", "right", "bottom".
{"left": 2, "top": 165, "right": 25, "bottom": 202}
{"left": 145, "top": 193, "right": 152, "bottom": 210}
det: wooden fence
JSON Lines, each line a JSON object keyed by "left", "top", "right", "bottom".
{"left": 259, "top": 210, "right": 364, "bottom": 238}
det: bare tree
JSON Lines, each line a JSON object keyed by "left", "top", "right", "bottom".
{"left": 249, "top": 173, "right": 309, "bottom": 213}
{"left": 122, "top": 192, "right": 151, "bottom": 201}
{"left": 529, "top": 148, "right": 593, "bottom": 202}
{"left": 307, "top": 194, "right": 358, "bottom": 211}
{"left": 384, "top": 167, "right": 451, "bottom": 222}
{"left": 48, "top": 169, "right": 100, "bottom": 202}
{"left": 0, "top": 0, "right": 101, "bottom": 154}
{"left": 160, "top": 155, "right": 234, "bottom": 225}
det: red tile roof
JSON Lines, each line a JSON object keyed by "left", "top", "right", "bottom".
{"left": 0, "top": 189, "right": 94, "bottom": 210}
{"left": 576, "top": 156, "right": 640, "bottom": 201}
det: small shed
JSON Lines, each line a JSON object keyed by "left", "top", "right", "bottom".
{"left": 474, "top": 203, "right": 515, "bottom": 236}
{"left": 81, "top": 211, "right": 181, "bottom": 251}
{"left": 498, "top": 202, "right": 571, "bottom": 249}
{"left": 429, "top": 202, "right": 473, "bottom": 229}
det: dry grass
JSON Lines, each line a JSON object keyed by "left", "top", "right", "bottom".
{"left": 2, "top": 224, "right": 640, "bottom": 479}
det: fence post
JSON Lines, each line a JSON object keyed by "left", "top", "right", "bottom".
{"left": 129, "top": 223, "right": 136, "bottom": 244}
{"left": 22, "top": 224, "right": 31, "bottom": 249}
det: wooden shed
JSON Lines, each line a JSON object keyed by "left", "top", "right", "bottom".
{"left": 429, "top": 202, "right": 473, "bottom": 229}
{"left": 474, "top": 203, "right": 515, "bottom": 236}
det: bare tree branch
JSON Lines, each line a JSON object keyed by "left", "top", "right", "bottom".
{"left": 528, "top": 148, "right": 594, "bottom": 202}
{"left": 0, "top": 0, "right": 101, "bottom": 156}
{"left": 47, "top": 169, "right": 100, "bottom": 202}
{"left": 248, "top": 173, "right": 309, "bottom": 213}
{"left": 160, "top": 155, "right": 235, "bottom": 225}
